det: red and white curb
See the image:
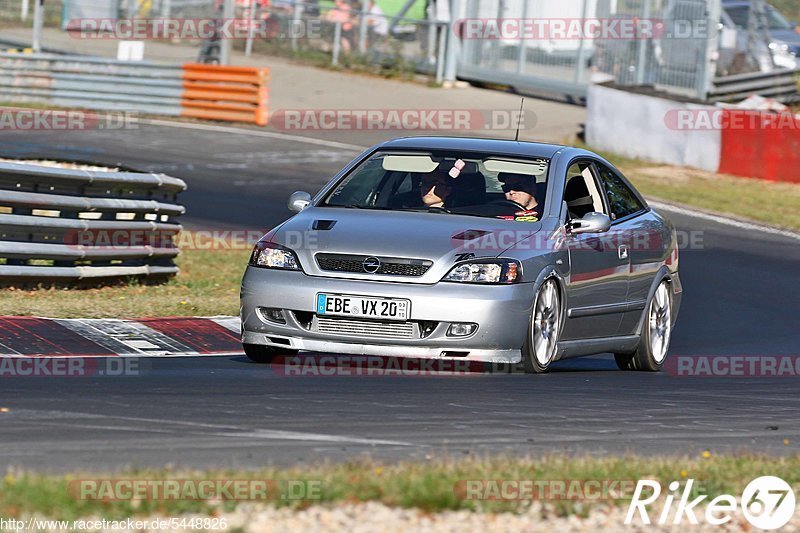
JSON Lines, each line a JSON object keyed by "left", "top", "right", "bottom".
{"left": 0, "top": 316, "right": 241, "bottom": 357}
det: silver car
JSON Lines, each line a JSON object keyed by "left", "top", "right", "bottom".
{"left": 240, "top": 137, "right": 682, "bottom": 373}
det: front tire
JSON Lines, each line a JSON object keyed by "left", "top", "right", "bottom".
{"left": 615, "top": 280, "right": 672, "bottom": 371}
{"left": 523, "top": 279, "right": 562, "bottom": 374}
{"left": 243, "top": 343, "right": 297, "bottom": 364}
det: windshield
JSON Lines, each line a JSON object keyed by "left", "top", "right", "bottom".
{"left": 322, "top": 150, "right": 550, "bottom": 221}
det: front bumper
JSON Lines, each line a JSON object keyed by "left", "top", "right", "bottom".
{"left": 240, "top": 267, "right": 537, "bottom": 364}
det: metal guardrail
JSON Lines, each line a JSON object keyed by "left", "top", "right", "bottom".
{"left": 0, "top": 53, "right": 270, "bottom": 124}
{"left": 709, "top": 68, "right": 800, "bottom": 103}
{"left": 0, "top": 160, "right": 186, "bottom": 281}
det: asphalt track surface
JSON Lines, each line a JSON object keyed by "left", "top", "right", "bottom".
{"left": 0, "top": 122, "right": 799, "bottom": 472}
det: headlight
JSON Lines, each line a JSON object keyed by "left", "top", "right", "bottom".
{"left": 249, "top": 241, "right": 301, "bottom": 270}
{"left": 442, "top": 259, "right": 521, "bottom": 284}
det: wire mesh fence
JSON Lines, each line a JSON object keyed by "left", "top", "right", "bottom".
{"left": 193, "top": 1, "right": 448, "bottom": 80}
{"left": 456, "top": 0, "right": 721, "bottom": 100}
{"left": 0, "top": 0, "right": 447, "bottom": 80}
{"left": 0, "top": 0, "right": 795, "bottom": 101}
{"left": 0, "top": 0, "right": 64, "bottom": 27}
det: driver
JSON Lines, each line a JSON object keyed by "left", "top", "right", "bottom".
{"left": 498, "top": 172, "right": 540, "bottom": 221}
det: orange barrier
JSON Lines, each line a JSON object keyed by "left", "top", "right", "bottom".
{"left": 719, "top": 109, "right": 800, "bottom": 184}
{"left": 180, "top": 64, "right": 269, "bottom": 126}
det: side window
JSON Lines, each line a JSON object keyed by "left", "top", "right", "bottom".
{"left": 563, "top": 161, "right": 606, "bottom": 221}
{"left": 594, "top": 163, "right": 645, "bottom": 221}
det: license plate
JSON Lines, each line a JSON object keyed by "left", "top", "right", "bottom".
{"left": 316, "top": 294, "right": 410, "bottom": 321}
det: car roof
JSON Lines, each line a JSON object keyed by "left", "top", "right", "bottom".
{"left": 376, "top": 136, "right": 567, "bottom": 160}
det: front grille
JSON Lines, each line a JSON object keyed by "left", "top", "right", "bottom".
{"left": 315, "top": 317, "right": 416, "bottom": 339}
{"left": 316, "top": 254, "right": 432, "bottom": 277}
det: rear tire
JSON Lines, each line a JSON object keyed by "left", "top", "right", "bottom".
{"left": 615, "top": 281, "right": 672, "bottom": 371}
{"left": 522, "top": 279, "right": 562, "bottom": 374}
{"left": 243, "top": 343, "right": 297, "bottom": 364}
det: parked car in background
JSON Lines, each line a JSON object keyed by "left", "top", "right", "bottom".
{"left": 720, "top": 0, "right": 800, "bottom": 70}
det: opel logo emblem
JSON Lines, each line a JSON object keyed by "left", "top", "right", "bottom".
{"left": 363, "top": 256, "right": 381, "bottom": 273}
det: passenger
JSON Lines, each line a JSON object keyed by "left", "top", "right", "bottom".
{"left": 420, "top": 169, "right": 454, "bottom": 209}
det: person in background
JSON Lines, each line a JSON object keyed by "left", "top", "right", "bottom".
{"left": 366, "top": 0, "right": 389, "bottom": 46}
{"left": 325, "top": 0, "right": 357, "bottom": 54}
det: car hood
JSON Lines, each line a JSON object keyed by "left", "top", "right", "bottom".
{"left": 268, "top": 207, "right": 543, "bottom": 283}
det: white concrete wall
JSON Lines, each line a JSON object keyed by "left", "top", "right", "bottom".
{"left": 586, "top": 85, "right": 721, "bottom": 172}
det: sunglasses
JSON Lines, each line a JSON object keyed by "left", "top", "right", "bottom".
{"left": 501, "top": 183, "right": 529, "bottom": 193}
{"left": 421, "top": 176, "right": 452, "bottom": 191}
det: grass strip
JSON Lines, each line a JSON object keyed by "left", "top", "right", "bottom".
{"left": 1, "top": 454, "right": 797, "bottom": 519}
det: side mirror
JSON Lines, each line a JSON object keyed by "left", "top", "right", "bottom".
{"left": 288, "top": 191, "right": 312, "bottom": 213}
{"left": 568, "top": 212, "right": 612, "bottom": 235}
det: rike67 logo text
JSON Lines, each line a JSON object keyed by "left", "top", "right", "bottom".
{"left": 626, "top": 476, "right": 795, "bottom": 530}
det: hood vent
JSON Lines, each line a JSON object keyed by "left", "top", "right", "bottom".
{"left": 312, "top": 220, "right": 337, "bottom": 230}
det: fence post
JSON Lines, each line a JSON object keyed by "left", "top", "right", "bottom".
{"left": 697, "top": 0, "right": 723, "bottom": 99}
{"left": 516, "top": 0, "right": 529, "bottom": 73}
{"left": 574, "top": 0, "right": 590, "bottom": 84}
{"left": 31, "top": 0, "right": 43, "bottom": 52}
{"left": 443, "top": 0, "right": 464, "bottom": 83}
{"left": 219, "top": 0, "right": 235, "bottom": 65}
{"left": 435, "top": 22, "right": 446, "bottom": 83}
{"left": 245, "top": 0, "right": 257, "bottom": 56}
{"left": 21, "top": 0, "right": 29, "bottom": 21}
{"left": 358, "top": 1, "right": 368, "bottom": 55}
{"left": 634, "top": 0, "right": 652, "bottom": 86}
{"left": 490, "top": 0, "right": 504, "bottom": 69}
{"left": 291, "top": 0, "right": 302, "bottom": 51}
{"left": 332, "top": 20, "right": 342, "bottom": 65}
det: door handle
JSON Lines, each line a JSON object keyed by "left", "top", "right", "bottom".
{"left": 618, "top": 245, "right": 629, "bottom": 260}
